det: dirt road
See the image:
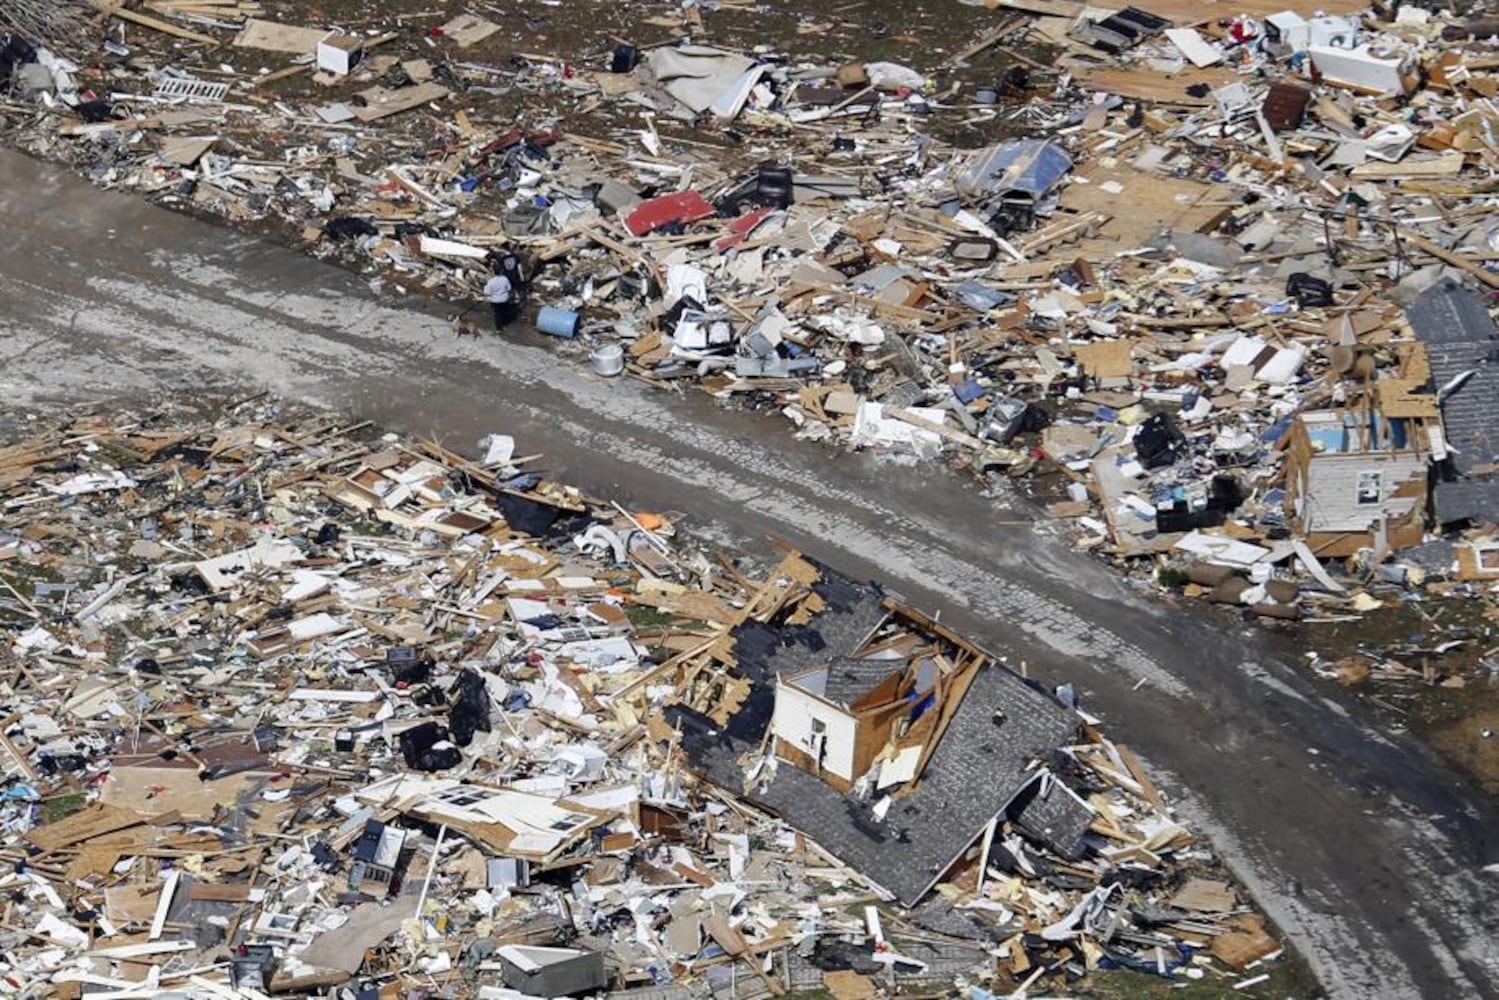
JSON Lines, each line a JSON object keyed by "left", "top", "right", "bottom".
{"left": 2, "top": 148, "right": 1496, "bottom": 997}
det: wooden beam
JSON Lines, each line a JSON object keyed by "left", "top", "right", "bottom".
{"left": 89, "top": 0, "right": 222, "bottom": 46}
{"left": 1397, "top": 229, "right": 1499, "bottom": 290}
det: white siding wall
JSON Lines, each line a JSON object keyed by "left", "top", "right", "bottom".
{"left": 771, "top": 681, "right": 859, "bottom": 781}
{"left": 1305, "top": 452, "right": 1424, "bottom": 532}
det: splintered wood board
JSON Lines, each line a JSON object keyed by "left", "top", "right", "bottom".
{"left": 233, "top": 18, "right": 328, "bottom": 54}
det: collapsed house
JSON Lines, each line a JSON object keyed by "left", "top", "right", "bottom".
{"left": 669, "top": 578, "right": 1087, "bottom": 908}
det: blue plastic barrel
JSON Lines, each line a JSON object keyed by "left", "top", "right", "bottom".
{"left": 536, "top": 306, "right": 580, "bottom": 339}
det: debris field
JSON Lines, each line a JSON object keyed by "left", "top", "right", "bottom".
{"left": 0, "top": 402, "right": 1286, "bottom": 996}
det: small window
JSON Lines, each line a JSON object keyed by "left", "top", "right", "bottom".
{"left": 1356, "top": 471, "right": 1382, "bottom": 505}
{"left": 1479, "top": 548, "right": 1499, "bottom": 571}
{"left": 435, "top": 787, "right": 493, "bottom": 807}
{"left": 549, "top": 813, "right": 590, "bottom": 832}
{"left": 810, "top": 719, "right": 826, "bottom": 735}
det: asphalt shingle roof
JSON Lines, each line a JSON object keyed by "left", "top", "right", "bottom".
{"left": 1408, "top": 279, "right": 1499, "bottom": 524}
{"left": 819, "top": 657, "right": 900, "bottom": 708}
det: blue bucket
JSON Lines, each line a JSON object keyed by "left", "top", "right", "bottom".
{"left": 536, "top": 306, "right": 580, "bottom": 339}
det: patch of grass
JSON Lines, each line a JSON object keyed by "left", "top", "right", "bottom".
{"left": 94, "top": 440, "right": 143, "bottom": 467}
{"left": 1083, "top": 958, "right": 1322, "bottom": 999}
{"left": 625, "top": 604, "right": 677, "bottom": 628}
{"left": 42, "top": 792, "right": 88, "bottom": 825}
{"left": 1158, "top": 566, "right": 1191, "bottom": 589}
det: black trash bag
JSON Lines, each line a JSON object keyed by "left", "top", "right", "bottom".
{"left": 75, "top": 99, "right": 114, "bottom": 123}
{"left": 391, "top": 656, "right": 434, "bottom": 687}
{"left": 1019, "top": 403, "right": 1052, "bottom": 434}
{"left": 448, "top": 670, "right": 491, "bottom": 747}
{"left": 324, "top": 216, "right": 379, "bottom": 240}
{"left": 1134, "top": 412, "right": 1186, "bottom": 470}
{"left": 392, "top": 221, "right": 434, "bottom": 239}
{"left": 609, "top": 44, "right": 639, "bottom": 73}
{"left": 1286, "top": 272, "right": 1334, "bottom": 308}
{"left": 0, "top": 34, "right": 38, "bottom": 87}
{"left": 398, "top": 721, "right": 461, "bottom": 771}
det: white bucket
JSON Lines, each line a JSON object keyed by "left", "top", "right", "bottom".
{"left": 591, "top": 343, "right": 625, "bottom": 377}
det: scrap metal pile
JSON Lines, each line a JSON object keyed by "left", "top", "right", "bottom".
{"left": 2, "top": 1, "right": 1499, "bottom": 620}
{"left": 0, "top": 402, "right": 1283, "bottom": 996}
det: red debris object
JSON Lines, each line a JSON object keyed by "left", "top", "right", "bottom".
{"left": 713, "top": 206, "right": 776, "bottom": 253}
{"left": 623, "top": 191, "right": 717, "bottom": 237}
{"left": 476, "top": 129, "right": 562, "bottom": 160}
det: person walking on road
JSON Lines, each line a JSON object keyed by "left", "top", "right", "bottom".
{"left": 483, "top": 266, "right": 515, "bottom": 331}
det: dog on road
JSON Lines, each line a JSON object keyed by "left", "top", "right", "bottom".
{"left": 451, "top": 313, "right": 482, "bottom": 339}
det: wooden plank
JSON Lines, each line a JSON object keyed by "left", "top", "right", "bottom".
{"left": 89, "top": 0, "right": 222, "bottom": 45}
{"left": 1077, "top": 66, "right": 1234, "bottom": 106}
{"left": 1397, "top": 229, "right": 1499, "bottom": 290}
{"left": 1350, "top": 152, "right": 1465, "bottom": 180}
{"left": 149, "top": 870, "right": 181, "bottom": 940}
{"left": 26, "top": 803, "right": 145, "bottom": 852}
{"left": 1115, "top": 743, "right": 1166, "bottom": 811}
{"left": 187, "top": 882, "right": 257, "bottom": 902}
{"left": 232, "top": 17, "right": 327, "bottom": 53}
{"left": 887, "top": 408, "right": 984, "bottom": 450}
{"left": 352, "top": 82, "right": 451, "bottom": 122}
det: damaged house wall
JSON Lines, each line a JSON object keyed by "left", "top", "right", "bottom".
{"left": 1284, "top": 410, "right": 1429, "bottom": 556}
{"left": 771, "top": 672, "right": 862, "bottom": 787}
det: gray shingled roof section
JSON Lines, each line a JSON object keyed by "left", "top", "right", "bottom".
{"left": 1013, "top": 778, "right": 1094, "bottom": 860}
{"left": 821, "top": 657, "right": 901, "bottom": 708}
{"left": 732, "top": 584, "right": 889, "bottom": 685}
{"left": 676, "top": 660, "right": 1076, "bottom": 907}
{"left": 1407, "top": 279, "right": 1499, "bottom": 523}
{"left": 1408, "top": 279, "right": 1496, "bottom": 347}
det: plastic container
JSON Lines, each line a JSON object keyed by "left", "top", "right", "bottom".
{"left": 975, "top": 86, "right": 999, "bottom": 105}
{"left": 591, "top": 343, "right": 625, "bottom": 377}
{"left": 536, "top": 306, "right": 580, "bottom": 338}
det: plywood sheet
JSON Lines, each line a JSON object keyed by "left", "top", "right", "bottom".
{"left": 352, "top": 82, "right": 451, "bottom": 122}
{"left": 233, "top": 18, "right": 328, "bottom": 54}
{"left": 1074, "top": 339, "right": 1134, "bottom": 378}
{"left": 1077, "top": 65, "right": 1236, "bottom": 106}
{"left": 440, "top": 13, "right": 501, "bottom": 48}
{"left": 100, "top": 763, "right": 270, "bottom": 821}
{"left": 1060, "top": 161, "right": 1226, "bottom": 248}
